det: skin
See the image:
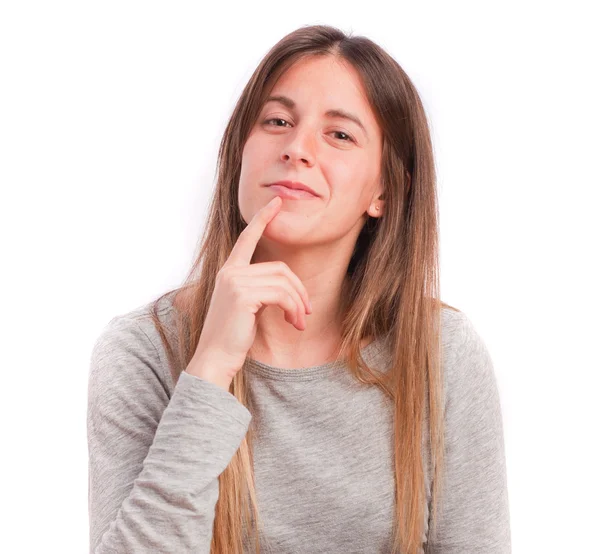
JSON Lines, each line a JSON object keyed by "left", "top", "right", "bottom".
{"left": 238, "top": 54, "right": 385, "bottom": 368}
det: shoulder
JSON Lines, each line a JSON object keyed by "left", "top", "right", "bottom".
{"left": 441, "top": 307, "right": 493, "bottom": 369}
{"left": 440, "top": 307, "right": 501, "bottom": 414}
{"left": 88, "top": 296, "right": 177, "bottom": 397}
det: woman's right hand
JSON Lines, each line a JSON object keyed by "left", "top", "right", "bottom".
{"left": 186, "top": 195, "right": 313, "bottom": 391}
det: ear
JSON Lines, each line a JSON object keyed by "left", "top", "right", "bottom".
{"left": 367, "top": 184, "right": 385, "bottom": 218}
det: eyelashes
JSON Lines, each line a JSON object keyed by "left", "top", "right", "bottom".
{"left": 262, "top": 118, "right": 356, "bottom": 143}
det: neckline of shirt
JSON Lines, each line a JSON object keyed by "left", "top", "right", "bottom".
{"left": 242, "top": 337, "right": 383, "bottom": 381}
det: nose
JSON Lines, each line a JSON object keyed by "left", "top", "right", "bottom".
{"left": 280, "top": 127, "right": 315, "bottom": 167}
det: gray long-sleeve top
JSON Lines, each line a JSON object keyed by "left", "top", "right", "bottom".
{"left": 87, "top": 292, "right": 511, "bottom": 553}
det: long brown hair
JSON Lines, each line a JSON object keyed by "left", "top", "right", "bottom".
{"left": 148, "top": 24, "right": 458, "bottom": 554}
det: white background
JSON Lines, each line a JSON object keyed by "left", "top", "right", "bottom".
{"left": 1, "top": 1, "right": 598, "bottom": 552}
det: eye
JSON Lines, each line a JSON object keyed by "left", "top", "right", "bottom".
{"left": 331, "top": 130, "right": 355, "bottom": 143}
{"left": 262, "top": 118, "right": 356, "bottom": 143}
{"left": 264, "top": 118, "right": 290, "bottom": 128}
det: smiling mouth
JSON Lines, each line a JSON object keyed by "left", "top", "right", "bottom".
{"left": 266, "top": 184, "right": 318, "bottom": 200}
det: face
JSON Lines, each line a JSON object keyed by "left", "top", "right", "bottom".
{"left": 238, "top": 55, "right": 384, "bottom": 248}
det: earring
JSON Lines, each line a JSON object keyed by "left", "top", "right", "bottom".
{"left": 375, "top": 206, "right": 380, "bottom": 211}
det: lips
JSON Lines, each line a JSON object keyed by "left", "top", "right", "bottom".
{"left": 266, "top": 184, "right": 317, "bottom": 200}
{"left": 264, "top": 180, "right": 319, "bottom": 197}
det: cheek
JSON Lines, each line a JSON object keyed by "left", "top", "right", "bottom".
{"left": 239, "top": 141, "right": 267, "bottom": 195}
{"left": 238, "top": 146, "right": 261, "bottom": 225}
{"left": 326, "top": 160, "right": 372, "bottom": 205}
{"left": 240, "top": 139, "right": 262, "bottom": 175}
{"left": 243, "top": 129, "right": 275, "bottom": 164}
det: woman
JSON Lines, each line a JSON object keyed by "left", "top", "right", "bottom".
{"left": 87, "top": 24, "right": 511, "bottom": 554}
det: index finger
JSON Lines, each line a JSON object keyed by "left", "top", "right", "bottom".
{"left": 225, "top": 196, "right": 282, "bottom": 267}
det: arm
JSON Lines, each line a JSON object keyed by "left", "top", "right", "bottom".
{"left": 87, "top": 316, "right": 252, "bottom": 553}
{"left": 426, "top": 313, "right": 512, "bottom": 553}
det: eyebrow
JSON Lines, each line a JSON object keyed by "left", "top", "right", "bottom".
{"left": 264, "top": 94, "right": 368, "bottom": 140}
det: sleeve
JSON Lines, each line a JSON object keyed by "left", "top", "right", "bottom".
{"left": 426, "top": 313, "right": 512, "bottom": 553}
{"left": 87, "top": 316, "right": 252, "bottom": 554}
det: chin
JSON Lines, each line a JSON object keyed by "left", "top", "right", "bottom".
{"left": 261, "top": 215, "right": 315, "bottom": 245}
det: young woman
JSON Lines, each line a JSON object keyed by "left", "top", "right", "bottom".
{"left": 87, "top": 24, "right": 511, "bottom": 554}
